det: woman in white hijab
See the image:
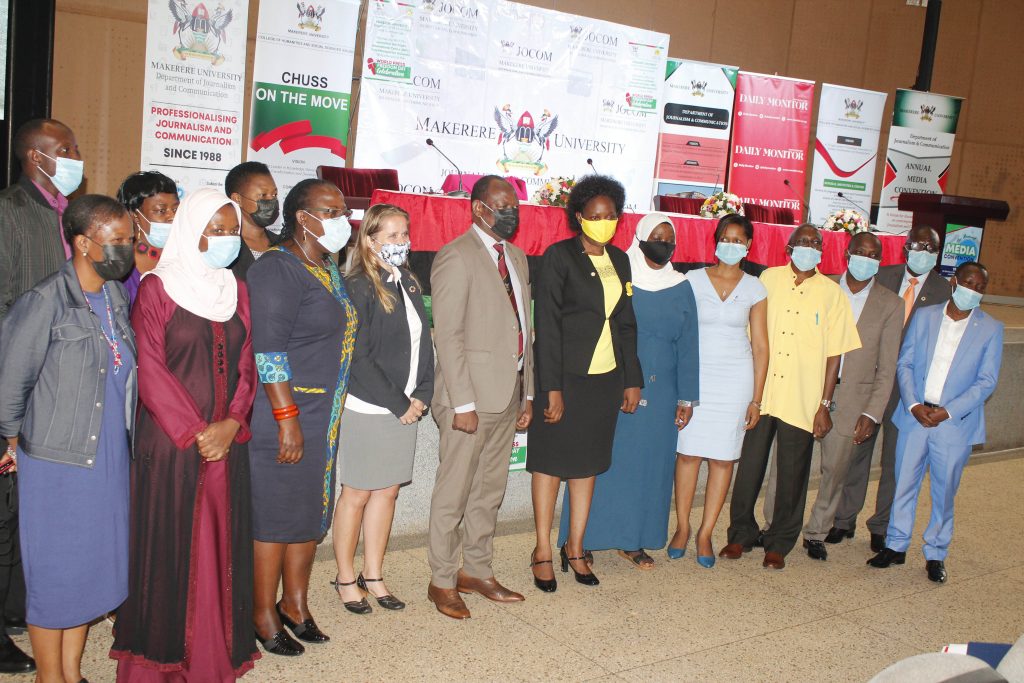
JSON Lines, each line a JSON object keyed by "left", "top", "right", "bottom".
{"left": 112, "top": 187, "right": 261, "bottom": 680}
{"left": 556, "top": 212, "right": 700, "bottom": 569}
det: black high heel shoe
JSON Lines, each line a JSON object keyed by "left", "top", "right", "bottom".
{"left": 357, "top": 574, "right": 406, "bottom": 610}
{"left": 330, "top": 575, "right": 372, "bottom": 614}
{"left": 529, "top": 550, "right": 557, "bottom": 593}
{"left": 254, "top": 628, "right": 305, "bottom": 656}
{"left": 560, "top": 544, "right": 599, "bottom": 586}
{"left": 276, "top": 602, "right": 330, "bottom": 643}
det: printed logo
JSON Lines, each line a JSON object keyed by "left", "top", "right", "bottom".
{"left": 500, "top": 39, "right": 515, "bottom": 54}
{"left": 844, "top": 98, "right": 863, "bottom": 119}
{"left": 168, "top": 1, "right": 233, "bottom": 65}
{"left": 601, "top": 98, "right": 615, "bottom": 113}
{"left": 690, "top": 80, "right": 707, "bottom": 97}
{"left": 297, "top": 3, "right": 327, "bottom": 31}
{"left": 624, "top": 92, "right": 656, "bottom": 110}
{"left": 919, "top": 104, "right": 936, "bottom": 122}
{"left": 570, "top": 24, "right": 583, "bottom": 40}
{"left": 494, "top": 104, "right": 559, "bottom": 175}
{"left": 366, "top": 57, "right": 411, "bottom": 79}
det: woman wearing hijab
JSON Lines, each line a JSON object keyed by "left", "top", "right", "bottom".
{"left": 556, "top": 212, "right": 699, "bottom": 570}
{"left": 0, "top": 195, "right": 135, "bottom": 683}
{"left": 110, "top": 187, "right": 260, "bottom": 680}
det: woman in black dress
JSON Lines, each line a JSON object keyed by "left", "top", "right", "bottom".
{"left": 527, "top": 175, "right": 643, "bottom": 590}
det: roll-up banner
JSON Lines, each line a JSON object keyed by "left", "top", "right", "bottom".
{"left": 654, "top": 59, "right": 738, "bottom": 197}
{"left": 353, "top": 0, "right": 669, "bottom": 211}
{"left": 807, "top": 84, "right": 886, "bottom": 225}
{"left": 728, "top": 72, "right": 815, "bottom": 223}
{"left": 140, "top": 0, "right": 250, "bottom": 194}
{"left": 247, "top": 0, "right": 361, "bottom": 212}
{"left": 876, "top": 88, "right": 963, "bottom": 234}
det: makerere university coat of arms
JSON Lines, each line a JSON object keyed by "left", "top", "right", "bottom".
{"left": 168, "top": 1, "right": 233, "bottom": 66}
{"left": 494, "top": 104, "right": 559, "bottom": 175}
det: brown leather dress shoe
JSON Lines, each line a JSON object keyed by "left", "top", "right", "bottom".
{"left": 456, "top": 571, "right": 525, "bottom": 603}
{"left": 427, "top": 583, "right": 471, "bottom": 619}
{"left": 718, "top": 543, "right": 750, "bottom": 560}
{"left": 763, "top": 551, "right": 786, "bottom": 570}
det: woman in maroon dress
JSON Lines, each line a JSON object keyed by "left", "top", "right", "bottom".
{"left": 110, "top": 187, "right": 260, "bottom": 681}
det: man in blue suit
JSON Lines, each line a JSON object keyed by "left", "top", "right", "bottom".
{"left": 868, "top": 262, "right": 1003, "bottom": 583}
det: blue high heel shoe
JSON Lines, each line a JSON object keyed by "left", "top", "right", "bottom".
{"left": 696, "top": 555, "right": 716, "bottom": 569}
{"left": 666, "top": 531, "right": 690, "bottom": 560}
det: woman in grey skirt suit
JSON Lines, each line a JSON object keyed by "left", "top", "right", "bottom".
{"left": 333, "top": 204, "right": 433, "bottom": 613}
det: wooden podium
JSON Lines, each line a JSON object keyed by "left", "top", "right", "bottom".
{"left": 897, "top": 193, "right": 1009, "bottom": 276}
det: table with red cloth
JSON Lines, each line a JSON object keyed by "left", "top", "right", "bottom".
{"left": 369, "top": 190, "right": 905, "bottom": 274}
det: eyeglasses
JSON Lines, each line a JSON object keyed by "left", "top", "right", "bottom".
{"left": 792, "top": 238, "right": 823, "bottom": 248}
{"left": 306, "top": 207, "right": 353, "bottom": 219}
{"left": 905, "top": 241, "right": 938, "bottom": 253}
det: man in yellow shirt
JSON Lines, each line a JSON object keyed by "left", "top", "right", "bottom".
{"left": 720, "top": 224, "right": 860, "bottom": 569}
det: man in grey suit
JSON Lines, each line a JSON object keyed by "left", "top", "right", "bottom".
{"left": 802, "top": 233, "right": 903, "bottom": 561}
{"left": 426, "top": 176, "right": 534, "bottom": 619}
{"left": 828, "top": 225, "right": 951, "bottom": 552}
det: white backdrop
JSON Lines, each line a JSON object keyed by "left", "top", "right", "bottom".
{"left": 354, "top": 0, "right": 669, "bottom": 211}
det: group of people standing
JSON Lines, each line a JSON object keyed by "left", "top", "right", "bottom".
{"left": 0, "top": 117, "right": 1006, "bottom": 681}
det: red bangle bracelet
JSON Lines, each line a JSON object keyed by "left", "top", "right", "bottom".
{"left": 272, "top": 405, "right": 299, "bottom": 421}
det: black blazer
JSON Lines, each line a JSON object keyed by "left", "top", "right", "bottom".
{"left": 345, "top": 267, "right": 434, "bottom": 418}
{"left": 534, "top": 236, "right": 643, "bottom": 392}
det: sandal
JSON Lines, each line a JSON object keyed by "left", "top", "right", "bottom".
{"left": 618, "top": 549, "right": 656, "bottom": 570}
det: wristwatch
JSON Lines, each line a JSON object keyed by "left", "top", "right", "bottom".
{"left": 820, "top": 399, "right": 836, "bottom": 412}
{"left": 677, "top": 400, "right": 696, "bottom": 408}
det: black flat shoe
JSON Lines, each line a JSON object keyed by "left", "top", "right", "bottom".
{"left": 926, "top": 560, "right": 947, "bottom": 584}
{"left": 276, "top": 603, "right": 330, "bottom": 643}
{"left": 331, "top": 575, "right": 372, "bottom": 614}
{"left": 0, "top": 634, "right": 35, "bottom": 673}
{"left": 803, "top": 539, "right": 828, "bottom": 561}
{"left": 870, "top": 532, "right": 886, "bottom": 553}
{"left": 529, "top": 550, "right": 557, "bottom": 593}
{"left": 867, "top": 548, "right": 906, "bottom": 568}
{"left": 560, "top": 544, "right": 599, "bottom": 586}
{"left": 357, "top": 574, "right": 406, "bottom": 610}
{"left": 824, "top": 527, "right": 854, "bottom": 544}
{"left": 255, "top": 629, "right": 304, "bottom": 656}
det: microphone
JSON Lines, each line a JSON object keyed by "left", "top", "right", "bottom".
{"left": 710, "top": 170, "right": 722, "bottom": 195}
{"left": 586, "top": 158, "right": 598, "bottom": 175}
{"left": 782, "top": 178, "right": 811, "bottom": 224}
{"left": 837, "top": 191, "right": 871, "bottom": 219}
{"left": 425, "top": 138, "right": 469, "bottom": 197}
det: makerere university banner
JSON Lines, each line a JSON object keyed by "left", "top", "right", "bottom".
{"left": 728, "top": 72, "right": 815, "bottom": 223}
{"left": 354, "top": 0, "right": 669, "bottom": 211}
{"left": 655, "top": 59, "right": 738, "bottom": 197}
{"left": 247, "top": 0, "right": 360, "bottom": 210}
{"left": 808, "top": 84, "right": 886, "bottom": 226}
{"left": 140, "top": 0, "right": 249, "bottom": 194}
{"left": 876, "top": 88, "right": 963, "bottom": 234}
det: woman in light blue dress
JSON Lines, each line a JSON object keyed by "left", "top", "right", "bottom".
{"left": 672, "top": 214, "right": 769, "bottom": 567}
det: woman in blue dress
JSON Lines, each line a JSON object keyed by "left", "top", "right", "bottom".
{"left": 673, "top": 214, "right": 769, "bottom": 567}
{"left": 0, "top": 196, "right": 136, "bottom": 683}
{"left": 558, "top": 212, "right": 699, "bottom": 568}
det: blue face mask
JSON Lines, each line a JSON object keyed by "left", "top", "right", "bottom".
{"left": 302, "top": 211, "right": 352, "bottom": 254}
{"left": 200, "top": 235, "right": 241, "bottom": 269}
{"left": 715, "top": 242, "right": 748, "bottom": 265}
{"left": 789, "top": 245, "right": 822, "bottom": 272}
{"left": 951, "top": 282, "right": 983, "bottom": 311}
{"left": 846, "top": 254, "right": 880, "bottom": 282}
{"left": 906, "top": 249, "right": 938, "bottom": 275}
{"left": 36, "top": 150, "right": 84, "bottom": 197}
{"left": 137, "top": 211, "right": 172, "bottom": 249}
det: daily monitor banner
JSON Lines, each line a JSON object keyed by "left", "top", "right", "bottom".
{"left": 354, "top": 0, "right": 669, "bottom": 211}
{"left": 728, "top": 72, "right": 815, "bottom": 223}
{"left": 876, "top": 88, "right": 963, "bottom": 234}
{"left": 140, "top": 0, "right": 249, "bottom": 194}
{"left": 654, "top": 59, "right": 738, "bottom": 197}
{"left": 808, "top": 84, "right": 886, "bottom": 226}
{"left": 247, "top": 0, "right": 361, "bottom": 212}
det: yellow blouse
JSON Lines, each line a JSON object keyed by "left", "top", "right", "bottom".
{"left": 588, "top": 251, "right": 622, "bottom": 374}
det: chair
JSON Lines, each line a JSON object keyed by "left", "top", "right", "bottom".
{"left": 316, "top": 166, "right": 400, "bottom": 211}
{"left": 773, "top": 207, "right": 797, "bottom": 225}
{"left": 742, "top": 203, "right": 772, "bottom": 223}
{"left": 442, "top": 174, "right": 529, "bottom": 200}
{"left": 656, "top": 196, "right": 704, "bottom": 215}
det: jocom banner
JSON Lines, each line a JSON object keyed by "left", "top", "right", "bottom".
{"left": 353, "top": 0, "right": 670, "bottom": 211}
{"left": 655, "top": 59, "right": 738, "bottom": 197}
{"left": 876, "top": 88, "right": 963, "bottom": 234}
{"left": 728, "top": 72, "right": 815, "bottom": 223}
{"left": 247, "top": 0, "right": 361, "bottom": 217}
{"left": 140, "top": 0, "right": 249, "bottom": 194}
{"left": 808, "top": 84, "right": 886, "bottom": 227}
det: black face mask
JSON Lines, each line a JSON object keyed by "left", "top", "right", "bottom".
{"left": 480, "top": 201, "right": 519, "bottom": 240}
{"left": 638, "top": 239, "right": 675, "bottom": 266}
{"left": 86, "top": 238, "right": 135, "bottom": 281}
{"left": 249, "top": 198, "right": 280, "bottom": 228}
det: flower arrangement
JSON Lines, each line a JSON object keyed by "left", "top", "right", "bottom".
{"left": 822, "top": 208, "right": 869, "bottom": 234}
{"left": 532, "top": 176, "right": 575, "bottom": 207}
{"left": 699, "top": 191, "right": 744, "bottom": 218}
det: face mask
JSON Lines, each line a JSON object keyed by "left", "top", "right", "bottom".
{"left": 906, "top": 249, "right": 938, "bottom": 275}
{"left": 846, "top": 254, "right": 880, "bottom": 281}
{"left": 200, "top": 235, "right": 241, "bottom": 269}
{"left": 248, "top": 198, "right": 280, "bottom": 228}
{"left": 580, "top": 218, "right": 618, "bottom": 244}
{"left": 36, "top": 150, "right": 84, "bottom": 196}
{"left": 951, "top": 282, "right": 983, "bottom": 311}
{"left": 302, "top": 211, "right": 352, "bottom": 253}
{"left": 375, "top": 239, "right": 411, "bottom": 268}
{"left": 789, "top": 245, "right": 822, "bottom": 272}
{"left": 85, "top": 238, "right": 134, "bottom": 281}
{"left": 715, "top": 242, "right": 748, "bottom": 265}
{"left": 136, "top": 211, "right": 171, "bottom": 249}
{"left": 480, "top": 202, "right": 519, "bottom": 240}
{"left": 638, "top": 239, "right": 674, "bottom": 266}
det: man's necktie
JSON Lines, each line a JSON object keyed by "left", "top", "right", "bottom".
{"left": 903, "top": 276, "right": 918, "bottom": 325}
{"left": 493, "top": 243, "right": 523, "bottom": 361}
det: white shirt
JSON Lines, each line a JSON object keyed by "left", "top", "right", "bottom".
{"left": 898, "top": 267, "right": 931, "bottom": 301}
{"left": 920, "top": 307, "right": 973, "bottom": 415}
{"left": 839, "top": 274, "right": 879, "bottom": 423}
{"left": 454, "top": 225, "right": 530, "bottom": 414}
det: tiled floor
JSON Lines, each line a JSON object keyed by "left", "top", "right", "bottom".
{"left": 8, "top": 450, "right": 1024, "bottom": 682}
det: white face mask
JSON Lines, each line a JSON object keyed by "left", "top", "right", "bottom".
{"left": 136, "top": 211, "right": 172, "bottom": 248}
{"left": 35, "top": 150, "right": 84, "bottom": 196}
{"left": 302, "top": 211, "right": 351, "bottom": 253}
